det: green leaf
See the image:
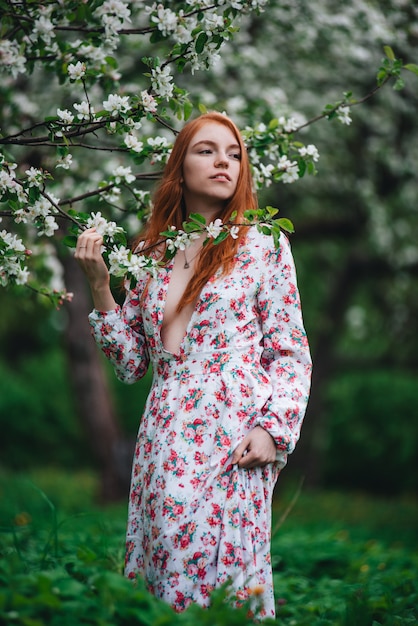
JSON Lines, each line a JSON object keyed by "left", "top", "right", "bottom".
{"left": 212, "top": 231, "right": 229, "bottom": 245}
{"left": 62, "top": 235, "right": 78, "bottom": 248}
{"left": 384, "top": 45, "right": 395, "bottom": 60}
{"left": 277, "top": 218, "right": 295, "bottom": 233}
{"left": 403, "top": 63, "right": 418, "bottom": 76}
{"left": 189, "top": 212, "right": 206, "bottom": 225}
{"left": 195, "top": 32, "right": 208, "bottom": 54}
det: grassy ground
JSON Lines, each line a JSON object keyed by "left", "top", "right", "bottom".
{"left": 0, "top": 469, "right": 417, "bottom": 625}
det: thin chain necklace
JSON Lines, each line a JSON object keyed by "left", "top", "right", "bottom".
{"left": 182, "top": 247, "right": 201, "bottom": 269}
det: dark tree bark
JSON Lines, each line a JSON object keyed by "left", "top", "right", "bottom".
{"left": 62, "top": 252, "right": 134, "bottom": 502}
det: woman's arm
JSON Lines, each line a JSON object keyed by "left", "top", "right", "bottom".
{"left": 255, "top": 233, "right": 312, "bottom": 469}
{"left": 76, "top": 228, "right": 150, "bottom": 383}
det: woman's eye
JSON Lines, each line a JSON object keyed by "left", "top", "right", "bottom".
{"left": 199, "top": 149, "right": 212, "bottom": 154}
{"left": 230, "top": 153, "right": 241, "bottom": 160}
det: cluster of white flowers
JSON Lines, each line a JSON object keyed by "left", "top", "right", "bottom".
{"left": 298, "top": 144, "right": 320, "bottom": 162}
{"left": 206, "top": 218, "right": 240, "bottom": 239}
{"left": 277, "top": 155, "right": 299, "bottom": 184}
{"left": 166, "top": 228, "right": 201, "bottom": 253}
{"left": 0, "top": 39, "right": 26, "bottom": 77}
{"left": 74, "top": 101, "right": 95, "bottom": 120}
{"left": 68, "top": 61, "right": 86, "bottom": 81}
{"left": 56, "top": 108, "right": 75, "bottom": 137}
{"left": 25, "top": 167, "right": 44, "bottom": 188}
{"left": 124, "top": 133, "right": 144, "bottom": 152}
{"left": 94, "top": 0, "right": 131, "bottom": 42}
{"left": 85, "top": 212, "right": 124, "bottom": 239}
{"left": 140, "top": 90, "right": 158, "bottom": 114}
{"left": 150, "top": 65, "right": 174, "bottom": 100}
{"left": 108, "top": 245, "right": 159, "bottom": 281}
{"left": 252, "top": 162, "right": 275, "bottom": 188}
{"left": 103, "top": 93, "right": 131, "bottom": 116}
{"left": 0, "top": 230, "right": 29, "bottom": 286}
{"left": 33, "top": 14, "right": 55, "bottom": 45}
{"left": 149, "top": 4, "right": 179, "bottom": 37}
{"left": 336, "top": 105, "right": 352, "bottom": 125}
{"left": 14, "top": 193, "right": 60, "bottom": 238}
{"left": 113, "top": 165, "right": 136, "bottom": 184}
{"left": 0, "top": 157, "right": 25, "bottom": 202}
{"left": 56, "top": 154, "right": 73, "bottom": 170}
{"left": 147, "top": 136, "right": 172, "bottom": 163}
{"left": 278, "top": 116, "right": 299, "bottom": 133}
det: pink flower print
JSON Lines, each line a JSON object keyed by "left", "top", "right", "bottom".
{"left": 228, "top": 506, "right": 240, "bottom": 528}
{"left": 162, "top": 496, "right": 185, "bottom": 522}
{"left": 173, "top": 590, "right": 193, "bottom": 612}
{"left": 194, "top": 450, "right": 208, "bottom": 465}
{"left": 290, "top": 327, "right": 308, "bottom": 347}
{"left": 181, "top": 388, "right": 203, "bottom": 412}
{"left": 240, "top": 383, "right": 252, "bottom": 398}
{"left": 186, "top": 563, "right": 198, "bottom": 578}
{"left": 200, "top": 583, "right": 214, "bottom": 599}
{"left": 163, "top": 449, "right": 186, "bottom": 477}
{"left": 152, "top": 543, "right": 169, "bottom": 571}
{"left": 173, "top": 521, "right": 197, "bottom": 550}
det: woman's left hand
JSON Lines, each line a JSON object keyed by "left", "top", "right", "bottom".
{"left": 231, "top": 426, "right": 276, "bottom": 469}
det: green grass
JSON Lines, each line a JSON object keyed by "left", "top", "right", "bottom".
{"left": 0, "top": 469, "right": 417, "bottom": 625}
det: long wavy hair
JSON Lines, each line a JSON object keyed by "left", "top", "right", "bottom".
{"left": 133, "top": 111, "right": 257, "bottom": 310}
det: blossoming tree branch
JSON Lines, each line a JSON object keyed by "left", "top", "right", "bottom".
{"left": 0, "top": 1, "right": 417, "bottom": 306}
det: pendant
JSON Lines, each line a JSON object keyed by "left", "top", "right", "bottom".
{"left": 183, "top": 261, "right": 190, "bottom": 269}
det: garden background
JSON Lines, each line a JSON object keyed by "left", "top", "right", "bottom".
{"left": 0, "top": 0, "right": 417, "bottom": 624}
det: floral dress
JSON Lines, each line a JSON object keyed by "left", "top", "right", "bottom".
{"left": 89, "top": 228, "right": 311, "bottom": 617}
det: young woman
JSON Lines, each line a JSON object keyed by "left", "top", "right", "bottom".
{"left": 75, "top": 112, "right": 311, "bottom": 617}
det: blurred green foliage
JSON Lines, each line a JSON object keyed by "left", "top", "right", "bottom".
{"left": 324, "top": 371, "right": 418, "bottom": 494}
{"left": 0, "top": 470, "right": 416, "bottom": 625}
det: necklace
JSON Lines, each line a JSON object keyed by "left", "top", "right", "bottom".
{"left": 183, "top": 247, "right": 201, "bottom": 269}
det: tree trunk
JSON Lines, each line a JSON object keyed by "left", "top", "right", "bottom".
{"left": 62, "top": 253, "right": 133, "bottom": 502}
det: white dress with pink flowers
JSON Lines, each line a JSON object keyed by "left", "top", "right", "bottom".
{"left": 88, "top": 229, "right": 311, "bottom": 617}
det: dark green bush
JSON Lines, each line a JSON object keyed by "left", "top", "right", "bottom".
{"left": 323, "top": 370, "right": 418, "bottom": 493}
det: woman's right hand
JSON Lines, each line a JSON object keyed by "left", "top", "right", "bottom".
{"left": 75, "top": 227, "right": 109, "bottom": 289}
{"left": 75, "top": 227, "right": 117, "bottom": 312}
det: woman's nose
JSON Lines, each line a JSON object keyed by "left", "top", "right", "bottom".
{"left": 214, "top": 154, "right": 228, "bottom": 167}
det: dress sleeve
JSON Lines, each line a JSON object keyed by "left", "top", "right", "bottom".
{"left": 88, "top": 286, "right": 149, "bottom": 384}
{"left": 255, "top": 233, "right": 312, "bottom": 468}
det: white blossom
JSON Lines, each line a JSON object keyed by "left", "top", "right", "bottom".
{"left": 277, "top": 155, "right": 299, "bottom": 183}
{"left": 102, "top": 93, "right": 130, "bottom": 116}
{"left": 25, "top": 167, "right": 44, "bottom": 187}
{"left": 150, "top": 5, "right": 179, "bottom": 36}
{"left": 39, "top": 215, "right": 59, "bottom": 237}
{"left": 0, "top": 40, "right": 26, "bottom": 77}
{"left": 68, "top": 61, "right": 86, "bottom": 80}
{"left": 114, "top": 165, "right": 135, "bottom": 184}
{"left": 278, "top": 116, "right": 299, "bottom": 133}
{"left": 86, "top": 211, "right": 123, "bottom": 238}
{"left": 230, "top": 225, "right": 240, "bottom": 239}
{"left": 166, "top": 229, "right": 200, "bottom": 252}
{"left": 206, "top": 218, "right": 224, "bottom": 239}
{"left": 57, "top": 109, "right": 74, "bottom": 125}
{"left": 203, "top": 12, "right": 224, "bottom": 35}
{"left": 56, "top": 154, "right": 73, "bottom": 170}
{"left": 337, "top": 105, "right": 352, "bottom": 125}
{"left": 150, "top": 65, "right": 174, "bottom": 100}
{"left": 140, "top": 90, "right": 157, "bottom": 114}
{"left": 298, "top": 144, "right": 320, "bottom": 162}
{"left": 33, "top": 16, "right": 55, "bottom": 44}
{"left": 124, "top": 133, "right": 144, "bottom": 152}
{"left": 73, "top": 101, "right": 94, "bottom": 120}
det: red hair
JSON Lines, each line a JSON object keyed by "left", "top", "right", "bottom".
{"left": 134, "top": 112, "right": 257, "bottom": 310}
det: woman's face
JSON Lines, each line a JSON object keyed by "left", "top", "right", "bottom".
{"left": 181, "top": 121, "right": 241, "bottom": 214}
